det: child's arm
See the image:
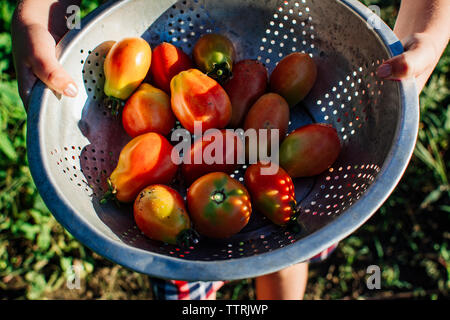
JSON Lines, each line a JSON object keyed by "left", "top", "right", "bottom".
{"left": 377, "top": 0, "right": 450, "bottom": 92}
{"left": 12, "top": 0, "right": 81, "bottom": 108}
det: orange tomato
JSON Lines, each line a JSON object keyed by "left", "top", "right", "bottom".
{"left": 104, "top": 37, "right": 152, "bottom": 100}
{"left": 149, "top": 42, "right": 193, "bottom": 94}
{"left": 270, "top": 52, "right": 317, "bottom": 106}
{"left": 109, "top": 132, "right": 178, "bottom": 203}
{"left": 170, "top": 69, "right": 232, "bottom": 133}
{"left": 134, "top": 185, "right": 191, "bottom": 245}
{"left": 122, "top": 83, "right": 175, "bottom": 137}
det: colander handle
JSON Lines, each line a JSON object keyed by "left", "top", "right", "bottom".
{"left": 389, "top": 41, "right": 404, "bottom": 57}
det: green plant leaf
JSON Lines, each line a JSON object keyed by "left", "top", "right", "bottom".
{"left": 0, "top": 131, "right": 17, "bottom": 160}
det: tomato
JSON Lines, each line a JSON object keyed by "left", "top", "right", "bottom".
{"left": 122, "top": 83, "right": 175, "bottom": 137}
{"left": 187, "top": 172, "right": 252, "bottom": 238}
{"left": 269, "top": 52, "right": 317, "bottom": 106}
{"left": 279, "top": 124, "right": 341, "bottom": 177}
{"left": 243, "top": 93, "right": 290, "bottom": 159}
{"left": 134, "top": 185, "right": 191, "bottom": 245}
{"left": 244, "top": 162, "right": 296, "bottom": 226}
{"left": 223, "top": 60, "right": 268, "bottom": 128}
{"left": 108, "top": 132, "right": 179, "bottom": 203}
{"left": 170, "top": 69, "right": 232, "bottom": 133}
{"left": 149, "top": 42, "right": 193, "bottom": 94}
{"left": 104, "top": 37, "right": 152, "bottom": 100}
{"left": 193, "top": 34, "right": 236, "bottom": 83}
{"left": 182, "top": 129, "right": 244, "bottom": 185}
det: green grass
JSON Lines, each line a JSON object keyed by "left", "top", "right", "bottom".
{"left": 0, "top": 0, "right": 448, "bottom": 300}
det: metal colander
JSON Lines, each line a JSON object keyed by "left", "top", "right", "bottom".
{"left": 27, "top": 0, "right": 419, "bottom": 281}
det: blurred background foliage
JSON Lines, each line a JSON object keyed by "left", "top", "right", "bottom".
{"left": 0, "top": 0, "right": 448, "bottom": 300}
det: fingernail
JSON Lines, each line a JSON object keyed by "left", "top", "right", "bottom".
{"left": 376, "top": 64, "right": 392, "bottom": 78}
{"left": 63, "top": 83, "right": 78, "bottom": 97}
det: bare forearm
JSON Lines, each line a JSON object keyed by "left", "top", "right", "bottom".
{"left": 395, "top": 0, "right": 449, "bottom": 72}
{"left": 395, "top": 0, "right": 450, "bottom": 40}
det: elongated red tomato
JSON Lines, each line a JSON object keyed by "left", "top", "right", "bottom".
{"left": 187, "top": 172, "right": 252, "bottom": 238}
{"left": 224, "top": 60, "right": 268, "bottom": 128}
{"left": 134, "top": 185, "right": 191, "bottom": 245}
{"left": 109, "top": 132, "right": 179, "bottom": 203}
{"left": 149, "top": 42, "right": 193, "bottom": 93}
{"left": 279, "top": 124, "right": 341, "bottom": 177}
{"left": 270, "top": 52, "right": 317, "bottom": 106}
{"left": 244, "top": 162, "right": 296, "bottom": 226}
{"left": 122, "top": 83, "right": 175, "bottom": 137}
{"left": 170, "top": 69, "right": 232, "bottom": 133}
{"left": 243, "top": 93, "right": 290, "bottom": 158}
{"left": 104, "top": 37, "right": 152, "bottom": 100}
{"left": 182, "top": 129, "right": 244, "bottom": 185}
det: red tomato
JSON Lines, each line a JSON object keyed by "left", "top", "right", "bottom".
{"left": 103, "top": 38, "right": 152, "bottom": 100}
{"left": 122, "top": 83, "right": 175, "bottom": 137}
{"left": 182, "top": 129, "right": 244, "bottom": 185}
{"left": 223, "top": 59, "right": 268, "bottom": 128}
{"left": 243, "top": 93, "right": 290, "bottom": 158}
{"left": 187, "top": 172, "right": 252, "bottom": 238}
{"left": 170, "top": 69, "right": 232, "bottom": 133}
{"left": 134, "top": 185, "right": 191, "bottom": 245}
{"left": 244, "top": 162, "right": 296, "bottom": 226}
{"left": 279, "top": 124, "right": 341, "bottom": 177}
{"left": 109, "top": 132, "right": 179, "bottom": 203}
{"left": 149, "top": 42, "right": 193, "bottom": 94}
{"left": 270, "top": 52, "right": 317, "bottom": 106}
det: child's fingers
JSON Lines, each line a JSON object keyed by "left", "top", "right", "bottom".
{"left": 376, "top": 33, "right": 436, "bottom": 83}
{"left": 26, "top": 25, "right": 78, "bottom": 98}
{"left": 28, "top": 47, "right": 78, "bottom": 98}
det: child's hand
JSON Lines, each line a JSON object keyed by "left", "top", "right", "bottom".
{"left": 376, "top": 33, "right": 443, "bottom": 92}
{"left": 11, "top": 0, "right": 80, "bottom": 109}
{"left": 377, "top": 0, "right": 449, "bottom": 93}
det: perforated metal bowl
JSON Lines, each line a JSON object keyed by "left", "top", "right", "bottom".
{"left": 27, "top": 0, "right": 419, "bottom": 281}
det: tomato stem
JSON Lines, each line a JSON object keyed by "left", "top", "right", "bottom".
{"left": 285, "top": 202, "right": 304, "bottom": 233}
{"left": 176, "top": 229, "right": 200, "bottom": 247}
{"left": 210, "top": 190, "right": 227, "bottom": 204}
{"left": 207, "top": 62, "right": 232, "bottom": 84}
{"left": 99, "top": 178, "right": 120, "bottom": 207}
{"left": 103, "top": 96, "right": 124, "bottom": 116}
